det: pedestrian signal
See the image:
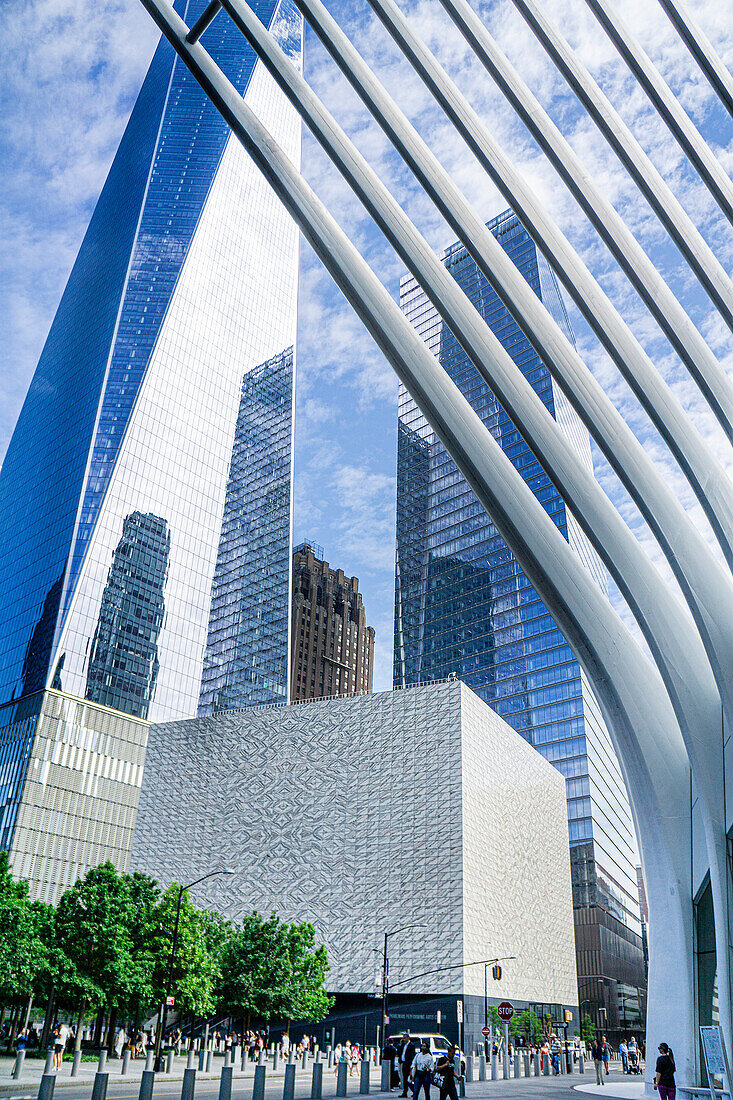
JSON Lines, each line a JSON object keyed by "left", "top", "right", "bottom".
{"left": 492, "top": 964, "right": 502, "bottom": 980}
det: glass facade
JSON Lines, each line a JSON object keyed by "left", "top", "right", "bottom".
{"left": 199, "top": 347, "right": 294, "bottom": 713}
{"left": 0, "top": 0, "right": 302, "bottom": 893}
{"left": 394, "top": 210, "right": 642, "bottom": 939}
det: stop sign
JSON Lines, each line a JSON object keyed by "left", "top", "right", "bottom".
{"left": 497, "top": 1001, "right": 514, "bottom": 1022}
{"left": 481, "top": 1027, "right": 491, "bottom": 1037}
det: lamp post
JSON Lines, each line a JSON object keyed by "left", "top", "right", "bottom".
{"left": 380, "top": 925, "right": 425, "bottom": 1048}
{"left": 154, "top": 868, "right": 234, "bottom": 1070}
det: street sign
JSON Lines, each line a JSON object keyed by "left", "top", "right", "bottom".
{"left": 497, "top": 1002, "right": 514, "bottom": 1022}
{"left": 166, "top": 996, "right": 175, "bottom": 1006}
{"left": 481, "top": 1027, "right": 491, "bottom": 1038}
{"left": 457, "top": 1000, "right": 464, "bottom": 1023}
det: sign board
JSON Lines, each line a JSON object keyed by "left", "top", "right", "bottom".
{"left": 456, "top": 1000, "right": 463, "bottom": 1023}
{"left": 497, "top": 1002, "right": 514, "bottom": 1022}
{"left": 482, "top": 1027, "right": 491, "bottom": 1038}
{"left": 700, "top": 1025, "right": 733, "bottom": 1100}
{"left": 166, "top": 996, "right": 175, "bottom": 1006}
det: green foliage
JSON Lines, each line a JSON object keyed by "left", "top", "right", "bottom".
{"left": 581, "top": 1014, "right": 596, "bottom": 1044}
{"left": 0, "top": 851, "right": 48, "bottom": 1003}
{"left": 509, "top": 1009, "right": 543, "bottom": 1044}
{"left": 486, "top": 1006, "right": 502, "bottom": 1032}
{"left": 217, "top": 912, "right": 333, "bottom": 1023}
{"left": 148, "top": 886, "right": 223, "bottom": 1017}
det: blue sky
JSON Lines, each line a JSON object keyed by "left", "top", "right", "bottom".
{"left": 2, "top": 0, "right": 733, "bottom": 692}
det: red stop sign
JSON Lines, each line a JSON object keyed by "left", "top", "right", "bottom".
{"left": 481, "top": 1027, "right": 491, "bottom": 1037}
{"left": 497, "top": 1001, "right": 514, "bottom": 1022}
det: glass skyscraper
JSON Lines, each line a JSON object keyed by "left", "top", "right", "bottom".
{"left": 395, "top": 209, "right": 646, "bottom": 1037}
{"left": 0, "top": 0, "right": 301, "bottom": 901}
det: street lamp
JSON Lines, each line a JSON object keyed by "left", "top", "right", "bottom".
{"left": 380, "top": 925, "right": 425, "bottom": 1047}
{"left": 154, "top": 867, "right": 235, "bottom": 1070}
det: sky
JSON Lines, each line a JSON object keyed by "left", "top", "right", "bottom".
{"left": 1, "top": 0, "right": 733, "bottom": 693}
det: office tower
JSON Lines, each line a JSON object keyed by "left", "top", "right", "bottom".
{"left": 290, "top": 542, "right": 374, "bottom": 701}
{"left": 394, "top": 209, "right": 645, "bottom": 1038}
{"left": 199, "top": 347, "right": 295, "bottom": 713}
{"left": 0, "top": 0, "right": 302, "bottom": 901}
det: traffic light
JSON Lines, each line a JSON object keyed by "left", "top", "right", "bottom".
{"left": 492, "top": 964, "right": 502, "bottom": 981}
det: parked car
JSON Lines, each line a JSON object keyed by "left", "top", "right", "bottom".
{"left": 388, "top": 1034, "right": 466, "bottom": 1074}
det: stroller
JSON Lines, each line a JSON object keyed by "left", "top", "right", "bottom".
{"left": 627, "top": 1048, "right": 643, "bottom": 1075}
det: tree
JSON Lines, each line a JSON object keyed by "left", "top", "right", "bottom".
{"left": 148, "top": 885, "right": 220, "bottom": 1019}
{"left": 486, "top": 1006, "right": 502, "bottom": 1034}
{"left": 0, "top": 852, "right": 48, "bottom": 1009}
{"left": 217, "top": 913, "right": 333, "bottom": 1026}
{"left": 509, "top": 1009, "right": 543, "bottom": 1044}
{"left": 581, "top": 1013, "right": 596, "bottom": 1044}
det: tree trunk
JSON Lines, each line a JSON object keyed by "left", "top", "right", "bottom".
{"left": 101, "top": 1006, "right": 112, "bottom": 1051}
{"left": 75, "top": 1002, "right": 86, "bottom": 1051}
{"left": 22, "top": 994, "right": 34, "bottom": 1032}
{"left": 106, "top": 1006, "right": 118, "bottom": 1057}
{"left": 9, "top": 1003, "right": 21, "bottom": 1045}
{"left": 93, "top": 1005, "right": 105, "bottom": 1049}
{"left": 40, "top": 988, "right": 56, "bottom": 1050}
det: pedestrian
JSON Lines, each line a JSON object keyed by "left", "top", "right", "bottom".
{"left": 435, "top": 1045, "right": 458, "bottom": 1100}
{"left": 16, "top": 1028, "right": 28, "bottom": 1051}
{"left": 281, "top": 1032, "right": 290, "bottom": 1057}
{"left": 620, "top": 1039, "right": 628, "bottom": 1074}
{"left": 602, "top": 1035, "right": 610, "bottom": 1076}
{"left": 383, "top": 1037, "right": 399, "bottom": 1091}
{"left": 591, "top": 1037, "right": 605, "bottom": 1087}
{"left": 350, "top": 1044, "right": 361, "bottom": 1076}
{"left": 115, "top": 1027, "right": 126, "bottom": 1059}
{"left": 398, "top": 1033, "right": 416, "bottom": 1098}
{"left": 654, "top": 1043, "right": 675, "bottom": 1099}
{"left": 53, "top": 1022, "right": 69, "bottom": 1071}
{"left": 410, "top": 1040, "right": 434, "bottom": 1100}
{"left": 551, "top": 1036, "right": 561, "bottom": 1075}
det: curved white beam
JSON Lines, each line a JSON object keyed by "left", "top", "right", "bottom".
{"left": 585, "top": 0, "right": 733, "bottom": 226}
{"left": 510, "top": 0, "right": 733, "bottom": 334}
{"left": 657, "top": 0, "right": 733, "bottom": 119}
{"left": 138, "top": 0, "right": 693, "bottom": 1075}
{"left": 220, "top": 0, "right": 733, "bottom": 1047}
{"left": 432, "top": 0, "right": 733, "bottom": 441}
{"left": 354, "top": 0, "right": 733, "bottom": 574}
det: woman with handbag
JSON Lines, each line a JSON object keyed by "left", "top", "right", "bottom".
{"left": 435, "top": 1045, "right": 458, "bottom": 1100}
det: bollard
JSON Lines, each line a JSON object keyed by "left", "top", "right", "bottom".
{"left": 523, "top": 1052, "right": 530, "bottom": 1077}
{"left": 465, "top": 1055, "right": 474, "bottom": 1083}
{"left": 225, "top": 1052, "right": 231, "bottom": 1068}
{"left": 288, "top": 1049, "right": 295, "bottom": 1065}
{"left": 360, "top": 1058, "right": 370, "bottom": 1094}
{"left": 98, "top": 1051, "right": 108, "bottom": 1072}
{"left": 311, "top": 1062, "right": 324, "bottom": 1100}
{"left": 122, "top": 1050, "right": 131, "bottom": 1076}
{"left": 579, "top": 1055, "right": 585, "bottom": 1074}
{"left": 219, "top": 1065, "right": 233, "bottom": 1100}
{"left": 167, "top": 1050, "right": 175, "bottom": 1074}
{"left": 38, "top": 1071, "right": 56, "bottom": 1100}
{"left": 533, "top": 1052, "right": 540, "bottom": 1077}
{"left": 188, "top": 1051, "right": 196, "bottom": 1070}
{"left": 491, "top": 1054, "right": 497, "bottom": 1081}
{"left": 253, "top": 1064, "right": 267, "bottom": 1100}
{"left": 139, "top": 1068, "right": 155, "bottom": 1100}
{"left": 206, "top": 1051, "right": 213, "bottom": 1074}
{"left": 199, "top": 1051, "right": 206, "bottom": 1072}
{"left": 337, "top": 1060, "right": 348, "bottom": 1097}
{"left": 71, "top": 1050, "right": 82, "bottom": 1078}
{"left": 302, "top": 1051, "right": 308, "bottom": 1070}
{"left": 543, "top": 1053, "right": 550, "bottom": 1076}
{"left": 454, "top": 1055, "right": 465, "bottom": 1098}
{"left": 146, "top": 1051, "right": 155, "bottom": 1073}
{"left": 380, "top": 1059, "right": 391, "bottom": 1092}
{"left": 182, "top": 1067, "right": 197, "bottom": 1100}
{"left": 92, "top": 1071, "right": 109, "bottom": 1100}
{"left": 502, "top": 1051, "right": 509, "bottom": 1079}
{"left": 258, "top": 1051, "right": 265, "bottom": 1066}
{"left": 283, "top": 1063, "right": 296, "bottom": 1100}
{"left": 13, "top": 1050, "right": 26, "bottom": 1080}
{"left": 513, "top": 1053, "right": 520, "bottom": 1079}
{"left": 328, "top": 1048, "right": 334, "bottom": 1070}
{"left": 478, "top": 1055, "right": 486, "bottom": 1081}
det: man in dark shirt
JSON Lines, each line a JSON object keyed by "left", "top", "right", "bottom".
{"left": 654, "top": 1043, "right": 676, "bottom": 1099}
{"left": 398, "top": 1035, "right": 416, "bottom": 1098}
{"left": 435, "top": 1045, "right": 458, "bottom": 1100}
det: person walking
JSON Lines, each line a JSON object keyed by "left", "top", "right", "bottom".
{"left": 53, "top": 1022, "right": 69, "bottom": 1071}
{"left": 410, "top": 1040, "right": 434, "bottom": 1100}
{"left": 602, "top": 1036, "right": 610, "bottom": 1075}
{"left": 591, "top": 1037, "right": 605, "bottom": 1086}
{"left": 398, "top": 1034, "right": 416, "bottom": 1098}
{"left": 654, "top": 1043, "right": 676, "bottom": 1099}
{"left": 435, "top": 1045, "right": 458, "bottom": 1100}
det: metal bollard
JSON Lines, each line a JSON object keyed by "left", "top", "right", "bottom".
{"left": 311, "top": 1062, "right": 324, "bottom": 1100}
{"left": 533, "top": 1052, "right": 540, "bottom": 1077}
{"left": 283, "top": 1063, "right": 296, "bottom": 1100}
{"left": 579, "top": 1055, "right": 585, "bottom": 1074}
{"left": 71, "top": 1050, "right": 82, "bottom": 1078}
{"left": 513, "top": 1053, "right": 520, "bottom": 1079}
{"left": 328, "top": 1048, "right": 334, "bottom": 1070}
{"left": 98, "top": 1051, "right": 108, "bottom": 1073}
{"left": 13, "top": 1050, "right": 26, "bottom": 1080}
{"left": 206, "top": 1051, "right": 213, "bottom": 1073}
{"left": 464, "top": 1055, "right": 473, "bottom": 1083}
{"left": 139, "top": 1068, "right": 155, "bottom": 1100}
{"left": 258, "top": 1051, "right": 265, "bottom": 1067}
{"left": 543, "top": 1053, "right": 550, "bottom": 1076}
{"left": 122, "top": 1050, "right": 131, "bottom": 1076}
{"left": 502, "top": 1051, "right": 509, "bottom": 1079}
{"left": 253, "top": 1064, "right": 266, "bottom": 1100}
{"left": 38, "top": 1072, "right": 56, "bottom": 1100}
{"left": 360, "top": 1058, "right": 370, "bottom": 1094}
{"left": 478, "top": 1055, "right": 486, "bottom": 1081}
{"left": 302, "top": 1050, "right": 309, "bottom": 1070}
{"left": 182, "top": 1067, "right": 197, "bottom": 1100}
{"left": 491, "top": 1054, "right": 497, "bottom": 1081}
{"left": 455, "top": 1055, "right": 465, "bottom": 1098}
{"left": 225, "top": 1052, "right": 231, "bottom": 1068}
{"left": 146, "top": 1051, "right": 155, "bottom": 1073}
{"left": 188, "top": 1051, "right": 196, "bottom": 1070}
{"left": 273, "top": 1050, "right": 279, "bottom": 1072}
{"left": 219, "top": 1065, "right": 233, "bottom": 1100}
{"left": 167, "top": 1050, "right": 175, "bottom": 1074}
{"left": 288, "top": 1049, "right": 295, "bottom": 1065}
{"left": 336, "top": 1060, "right": 348, "bottom": 1097}
{"left": 92, "top": 1071, "right": 109, "bottom": 1100}
{"left": 199, "top": 1051, "right": 206, "bottom": 1072}
{"left": 523, "top": 1052, "right": 530, "bottom": 1077}
{"left": 380, "top": 1059, "right": 391, "bottom": 1092}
